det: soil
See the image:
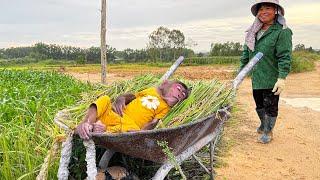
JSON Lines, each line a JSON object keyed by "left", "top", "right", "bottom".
{"left": 215, "top": 62, "right": 320, "bottom": 180}
{"left": 65, "top": 62, "right": 320, "bottom": 179}
{"left": 67, "top": 65, "right": 235, "bottom": 84}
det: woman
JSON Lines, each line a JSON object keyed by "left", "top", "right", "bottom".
{"left": 240, "top": 0, "right": 293, "bottom": 143}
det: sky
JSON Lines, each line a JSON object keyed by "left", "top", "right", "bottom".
{"left": 0, "top": 0, "right": 319, "bottom": 52}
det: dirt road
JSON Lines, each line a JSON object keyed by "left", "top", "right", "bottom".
{"left": 66, "top": 62, "right": 320, "bottom": 179}
{"left": 216, "top": 62, "right": 320, "bottom": 180}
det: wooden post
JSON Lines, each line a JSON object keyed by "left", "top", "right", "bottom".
{"left": 100, "top": 0, "right": 107, "bottom": 84}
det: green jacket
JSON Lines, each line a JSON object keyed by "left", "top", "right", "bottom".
{"left": 240, "top": 23, "right": 293, "bottom": 89}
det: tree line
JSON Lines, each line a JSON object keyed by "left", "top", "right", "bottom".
{"left": 1, "top": 26, "right": 316, "bottom": 63}
{"left": 0, "top": 43, "right": 196, "bottom": 63}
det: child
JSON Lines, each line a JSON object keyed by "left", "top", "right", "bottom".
{"left": 77, "top": 80, "right": 190, "bottom": 139}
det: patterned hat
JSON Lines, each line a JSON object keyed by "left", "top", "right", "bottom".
{"left": 251, "top": 0, "right": 285, "bottom": 16}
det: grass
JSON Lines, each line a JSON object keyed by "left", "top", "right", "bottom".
{"left": 0, "top": 69, "right": 93, "bottom": 179}
{"left": 291, "top": 51, "right": 319, "bottom": 73}
{"left": 213, "top": 106, "right": 239, "bottom": 168}
{"left": 2, "top": 51, "right": 318, "bottom": 75}
{"left": 0, "top": 51, "right": 318, "bottom": 179}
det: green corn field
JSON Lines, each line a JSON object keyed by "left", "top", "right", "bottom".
{"left": 0, "top": 69, "right": 233, "bottom": 179}
{"left": 0, "top": 69, "right": 93, "bottom": 179}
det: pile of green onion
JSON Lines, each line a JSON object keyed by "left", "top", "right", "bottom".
{"left": 62, "top": 74, "right": 233, "bottom": 129}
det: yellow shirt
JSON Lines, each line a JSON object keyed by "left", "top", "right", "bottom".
{"left": 94, "top": 87, "right": 170, "bottom": 133}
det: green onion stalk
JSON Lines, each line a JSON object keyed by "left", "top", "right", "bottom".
{"left": 62, "top": 74, "right": 233, "bottom": 130}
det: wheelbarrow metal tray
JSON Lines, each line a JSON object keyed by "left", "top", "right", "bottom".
{"left": 92, "top": 108, "right": 230, "bottom": 163}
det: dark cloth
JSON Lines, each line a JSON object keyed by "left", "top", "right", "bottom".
{"left": 240, "top": 23, "right": 293, "bottom": 89}
{"left": 253, "top": 89, "right": 279, "bottom": 117}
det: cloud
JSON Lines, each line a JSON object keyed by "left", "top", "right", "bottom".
{"left": 0, "top": 0, "right": 319, "bottom": 51}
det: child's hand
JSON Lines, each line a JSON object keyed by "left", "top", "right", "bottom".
{"left": 93, "top": 121, "right": 106, "bottom": 133}
{"left": 112, "top": 96, "right": 126, "bottom": 116}
{"left": 76, "top": 122, "right": 93, "bottom": 140}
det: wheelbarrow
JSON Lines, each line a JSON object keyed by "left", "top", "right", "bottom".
{"left": 55, "top": 53, "right": 263, "bottom": 180}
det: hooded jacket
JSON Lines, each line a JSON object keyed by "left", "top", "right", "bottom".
{"left": 240, "top": 23, "right": 293, "bottom": 89}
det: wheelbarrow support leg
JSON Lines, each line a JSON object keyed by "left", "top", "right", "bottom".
{"left": 98, "top": 149, "right": 115, "bottom": 171}
{"left": 152, "top": 122, "right": 223, "bottom": 180}
{"left": 209, "top": 121, "right": 223, "bottom": 180}
{"left": 209, "top": 141, "right": 215, "bottom": 179}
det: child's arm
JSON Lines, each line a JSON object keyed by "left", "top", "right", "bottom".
{"left": 112, "top": 93, "right": 136, "bottom": 116}
{"left": 76, "top": 104, "right": 98, "bottom": 139}
{"left": 142, "top": 119, "right": 159, "bottom": 130}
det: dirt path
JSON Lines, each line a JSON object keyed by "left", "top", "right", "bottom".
{"left": 216, "top": 62, "right": 320, "bottom": 180}
{"left": 66, "top": 65, "right": 235, "bottom": 84}
{"left": 66, "top": 63, "right": 320, "bottom": 179}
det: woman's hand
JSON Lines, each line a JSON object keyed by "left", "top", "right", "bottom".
{"left": 272, "top": 78, "right": 286, "bottom": 95}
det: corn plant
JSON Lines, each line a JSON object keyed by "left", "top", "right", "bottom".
{"left": 0, "top": 69, "right": 93, "bottom": 179}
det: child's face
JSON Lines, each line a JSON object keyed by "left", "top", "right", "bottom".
{"left": 165, "top": 83, "right": 188, "bottom": 106}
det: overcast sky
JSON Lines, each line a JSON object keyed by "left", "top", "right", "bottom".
{"left": 0, "top": 0, "right": 319, "bottom": 52}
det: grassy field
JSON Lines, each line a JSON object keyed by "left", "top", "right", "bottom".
{"left": 0, "top": 70, "right": 93, "bottom": 179}
{"left": 291, "top": 51, "right": 319, "bottom": 73}
{"left": 1, "top": 51, "right": 318, "bottom": 74}
{"left": 0, "top": 51, "right": 318, "bottom": 179}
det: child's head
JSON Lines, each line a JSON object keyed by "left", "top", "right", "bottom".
{"left": 158, "top": 80, "right": 190, "bottom": 107}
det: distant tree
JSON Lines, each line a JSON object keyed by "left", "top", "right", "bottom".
{"left": 196, "top": 52, "right": 205, "bottom": 57}
{"left": 86, "top": 47, "right": 100, "bottom": 63}
{"left": 147, "top": 26, "right": 190, "bottom": 61}
{"left": 0, "top": 48, "right": 4, "bottom": 59}
{"left": 148, "top": 26, "right": 171, "bottom": 60}
{"left": 106, "top": 45, "right": 116, "bottom": 62}
{"left": 169, "top": 29, "right": 185, "bottom": 59}
{"left": 294, "top": 44, "right": 315, "bottom": 53}
{"left": 210, "top": 42, "right": 242, "bottom": 56}
{"left": 31, "top": 43, "right": 50, "bottom": 59}
{"left": 2, "top": 46, "right": 32, "bottom": 59}
{"left": 180, "top": 48, "right": 195, "bottom": 58}
{"left": 306, "top": 46, "right": 314, "bottom": 52}
{"left": 185, "top": 38, "right": 198, "bottom": 49}
{"left": 76, "top": 54, "right": 86, "bottom": 64}
{"left": 294, "top": 44, "right": 306, "bottom": 51}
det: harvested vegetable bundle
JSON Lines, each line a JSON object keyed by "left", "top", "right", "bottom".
{"left": 159, "top": 80, "right": 232, "bottom": 128}
{"left": 61, "top": 74, "right": 233, "bottom": 130}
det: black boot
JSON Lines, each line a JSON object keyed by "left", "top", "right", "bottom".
{"left": 259, "top": 115, "right": 277, "bottom": 144}
{"left": 256, "top": 108, "right": 266, "bottom": 134}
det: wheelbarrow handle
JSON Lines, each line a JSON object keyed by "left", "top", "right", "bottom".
{"left": 160, "top": 56, "right": 185, "bottom": 81}
{"left": 232, "top": 52, "right": 263, "bottom": 89}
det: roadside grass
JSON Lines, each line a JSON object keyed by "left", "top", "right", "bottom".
{"left": 213, "top": 106, "right": 240, "bottom": 168}
{"left": 0, "top": 70, "right": 93, "bottom": 179}
{"left": 291, "top": 51, "right": 319, "bottom": 73}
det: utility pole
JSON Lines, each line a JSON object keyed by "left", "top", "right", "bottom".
{"left": 101, "top": 0, "right": 107, "bottom": 84}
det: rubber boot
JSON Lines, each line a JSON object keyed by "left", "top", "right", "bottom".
{"left": 256, "top": 108, "right": 266, "bottom": 134}
{"left": 259, "top": 115, "right": 277, "bottom": 144}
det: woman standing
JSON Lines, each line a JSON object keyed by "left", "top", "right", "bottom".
{"left": 240, "top": 0, "right": 293, "bottom": 143}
